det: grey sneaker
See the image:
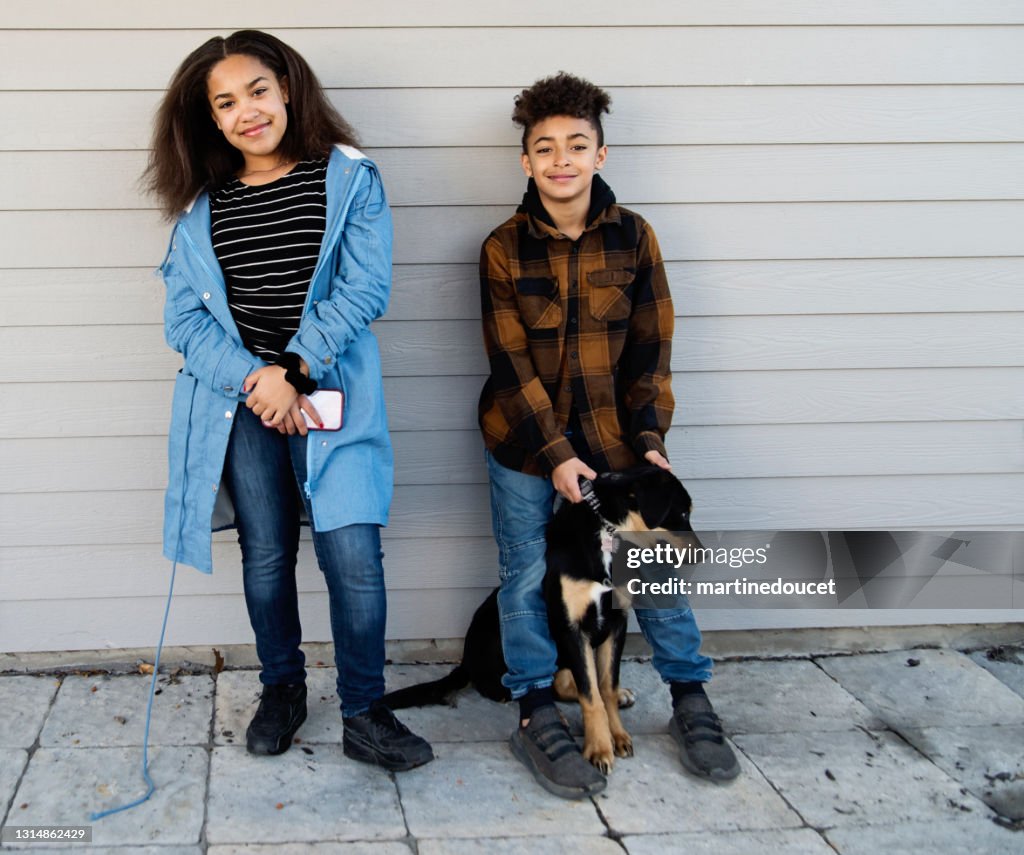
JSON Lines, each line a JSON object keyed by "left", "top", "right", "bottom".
{"left": 509, "top": 704, "right": 607, "bottom": 799}
{"left": 669, "top": 693, "right": 740, "bottom": 781}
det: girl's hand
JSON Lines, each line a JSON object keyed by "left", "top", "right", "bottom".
{"left": 243, "top": 365, "right": 297, "bottom": 426}
{"left": 644, "top": 449, "right": 672, "bottom": 471}
{"left": 268, "top": 396, "right": 323, "bottom": 436}
{"left": 552, "top": 457, "right": 598, "bottom": 503}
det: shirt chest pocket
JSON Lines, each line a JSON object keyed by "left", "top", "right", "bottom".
{"left": 514, "top": 276, "right": 562, "bottom": 329}
{"left": 587, "top": 267, "right": 635, "bottom": 321}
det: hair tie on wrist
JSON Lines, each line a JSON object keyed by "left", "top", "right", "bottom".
{"left": 275, "top": 352, "right": 318, "bottom": 395}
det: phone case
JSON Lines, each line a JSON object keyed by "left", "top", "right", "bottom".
{"left": 304, "top": 389, "right": 344, "bottom": 430}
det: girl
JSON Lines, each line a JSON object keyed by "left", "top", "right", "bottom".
{"left": 146, "top": 30, "right": 432, "bottom": 771}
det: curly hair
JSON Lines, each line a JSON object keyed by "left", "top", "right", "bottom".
{"left": 143, "top": 30, "right": 359, "bottom": 219}
{"left": 512, "top": 72, "right": 612, "bottom": 151}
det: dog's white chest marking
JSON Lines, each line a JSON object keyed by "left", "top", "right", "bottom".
{"left": 561, "top": 576, "right": 614, "bottom": 627}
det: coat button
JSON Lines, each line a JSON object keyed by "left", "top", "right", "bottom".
{"left": 570, "top": 351, "right": 578, "bottom": 359}
{"left": 321, "top": 440, "right": 328, "bottom": 447}
{"left": 223, "top": 386, "right": 233, "bottom": 392}
{"left": 225, "top": 411, "right": 233, "bottom": 419}
{"left": 203, "top": 292, "right": 211, "bottom": 300}
{"left": 324, "top": 356, "right": 332, "bottom": 364}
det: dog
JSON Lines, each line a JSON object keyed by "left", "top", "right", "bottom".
{"left": 382, "top": 464, "right": 700, "bottom": 772}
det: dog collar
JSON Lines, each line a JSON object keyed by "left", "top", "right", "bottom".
{"left": 579, "top": 477, "right": 620, "bottom": 557}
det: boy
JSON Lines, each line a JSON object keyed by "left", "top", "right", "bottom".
{"left": 478, "top": 72, "right": 739, "bottom": 798}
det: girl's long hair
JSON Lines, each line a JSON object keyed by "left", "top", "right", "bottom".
{"left": 144, "top": 30, "right": 359, "bottom": 219}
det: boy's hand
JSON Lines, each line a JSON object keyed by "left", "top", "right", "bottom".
{"left": 644, "top": 449, "right": 672, "bottom": 471}
{"left": 552, "top": 457, "right": 597, "bottom": 503}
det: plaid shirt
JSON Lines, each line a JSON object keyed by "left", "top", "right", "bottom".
{"left": 478, "top": 175, "right": 674, "bottom": 477}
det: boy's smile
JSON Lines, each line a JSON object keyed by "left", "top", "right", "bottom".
{"left": 521, "top": 115, "right": 607, "bottom": 215}
{"left": 207, "top": 53, "right": 290, "bottom": 175}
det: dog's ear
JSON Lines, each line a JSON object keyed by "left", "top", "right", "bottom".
{"left": 637, "top": 472, "right": 686, "bottom": 530}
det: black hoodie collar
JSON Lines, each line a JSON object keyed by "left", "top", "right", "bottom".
{"left": 517, "top": 173, "right": 618, "bottom": 237}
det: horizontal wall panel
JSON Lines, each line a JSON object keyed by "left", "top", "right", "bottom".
{"left": 0, "top": 537, "right": 499, "bottom": 602}
{"left": 3, "top": 313, "right": 1021, "bottom": 382}
{"left": 6, "top": 28, "right": 1024, "bottom": 90}
{"left": 6, "top": 202, "right": 1024, "bottom": 268}
{"left": 0, "top": 587, "right": 496, "bottom": 652}
{"left": 7, "top": 87, "right": 1024, "bottom": 151}
{"left": 4, "top": 258, "right": 1022, "bottom": 328}
{"left": 4, "top": 587, "right": 1021, "bottom": 653}
{"left": 393, "top": 202, "right": 1024, "bottom": 264}
{"left": 3, "top": 474, "right": 1022, "bottom": 548}
{"left": 5, "top": 421, "right": 1021, "bottom": 496}
{"left": 8, "top": 1, "right": 1024, "bottom": 28}
{"left": 2, "top": 368, "right": 1021, "bottom": 440}
{"left": 8, "top": 144, "right": 1024, "bottom": 210}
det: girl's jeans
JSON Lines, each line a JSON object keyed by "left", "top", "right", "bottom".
{"left": 485, "top": 449, "right": 712, "bottom": 699}
{"left": 223, "top": 404, "right": 386, "bottom": 716}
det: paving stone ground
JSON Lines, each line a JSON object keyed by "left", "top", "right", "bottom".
{"left": 2, "top": 648, "right": 1024, "bottom": 852}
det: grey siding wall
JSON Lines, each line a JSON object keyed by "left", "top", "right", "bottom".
{"left": 1, "top": 2, "right": 1022, "bottom": 651}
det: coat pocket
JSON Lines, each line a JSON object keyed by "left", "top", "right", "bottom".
{"left": 587, "top": 267, "right": 635, "bottom": 321}
{"left": 514, "top": 276, "right": 562, "bottom": 329}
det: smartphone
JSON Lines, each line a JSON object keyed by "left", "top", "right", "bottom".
{"left": 303, "top": 389, "right": 343, "bottom": 431}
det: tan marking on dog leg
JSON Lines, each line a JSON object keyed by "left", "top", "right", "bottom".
{"left": 552, "top": 668, "right": 578, "bottom": 702}
{"left": 559, "top": 576, "right": 610, "bottom": 625}
{"left": 578, "top": 646, "right": 615, "bottom": 773}
{"left": 596, "top": 637, "right": 633, "bottom": 758}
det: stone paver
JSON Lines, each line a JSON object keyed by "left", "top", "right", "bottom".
{"left": 734, "top": 728, "right": 991, "bottom": 829}
{"left": 703, "top": 660, "right": 885, "bottom": 734}
{"left": 383, "top": 664, "right": 517, "bottom": 743}
{"left": 6, "top": 849, "right": 202, "bottom": 855}
{"left": 214, "top": 667, "right": 343, "bottom": 746}
{"left": 816, "top": 649, "right": 1024, "bottom": 731}
{"left": 594, "top": 734, "right": 803, "bottom": 835}
{"left": 206, "top": 745, "right": 405, "bottom": 844}
{"left": 622, "top": 828, "right": 836, "bottom": 855}
{"left": 968, "top": 646, "right": 1024, "bottom": 698}
{"left": 40, "top": 674, "right": 213, "bottom": 747}
{"left": 900, "top": 724, "right": 1024, "bottom": 820}
{"left": 210, "top": 845, "right": 412, "bottom": 855}
{"left": 419, "top": 837, "right": 623, "bottom": 855}
{"left": 0, "top": 675, "right": 59, "bottom": 748}
{"left": 7, "top": 746, "right": 207, "bottom": 846}
{"left": 825, "top": 817, "right": 1023, "bottom": 855}
{"left": 3, "top": 649, "right": 1023, "bottom": 852}
{"left": 1, "top": 748, "right": 29, "bottom": 819}
{"left": 396, "top": 741, "right": 604, "bottom": 839}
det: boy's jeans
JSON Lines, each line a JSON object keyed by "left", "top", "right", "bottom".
{"left": 485, "top": 449, "right": 713, "bottom": 700}
{"left": 223, "top": 404, "right": 387, "bottom": 717}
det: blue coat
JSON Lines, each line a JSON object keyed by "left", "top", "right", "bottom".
{"left": 161, "top": 145, "right": 394, "bottom": 573}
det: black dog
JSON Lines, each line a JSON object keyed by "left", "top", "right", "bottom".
{"left": 383, "top": 465, "right": 699, "bottom": 772}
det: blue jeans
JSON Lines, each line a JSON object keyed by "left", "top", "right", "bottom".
{"left": 485, "top": 450, "right": 712, "bottom": 699}
{"left": 223, "top": 404, "right": 386, "bottom": 717}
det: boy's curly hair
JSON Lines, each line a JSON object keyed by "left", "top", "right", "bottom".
{"left": 512, "top": 71, "right": 611, "bottom": 151}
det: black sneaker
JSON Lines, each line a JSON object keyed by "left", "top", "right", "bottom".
{"left": 668, "top": 693, "right": 740, "bottom": 781}
{"left": 343, "top": 700, "right": 434, "bottom": 771}
{"left": 509, "top": 704, "right": 607, "bottom": 800}
{"left": 246, "top": 682, "right": 307, "bottom": 755}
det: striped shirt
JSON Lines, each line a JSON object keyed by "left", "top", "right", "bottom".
{"left": 210, "top": 159, "right": 328, "bottom": 361}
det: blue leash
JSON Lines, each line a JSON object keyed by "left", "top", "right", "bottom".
{"left": 89, "top": 559, "right": 177, "bottom": 820}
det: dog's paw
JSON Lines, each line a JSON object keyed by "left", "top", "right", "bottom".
{"left": 583, "top": 739, "right": 616, "bottom": 774}
{"left": 617, "top": 687, "right": 637, "bottom": 709}
{"left": 612, "top": 729, "right": 634, "bottom": 758}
